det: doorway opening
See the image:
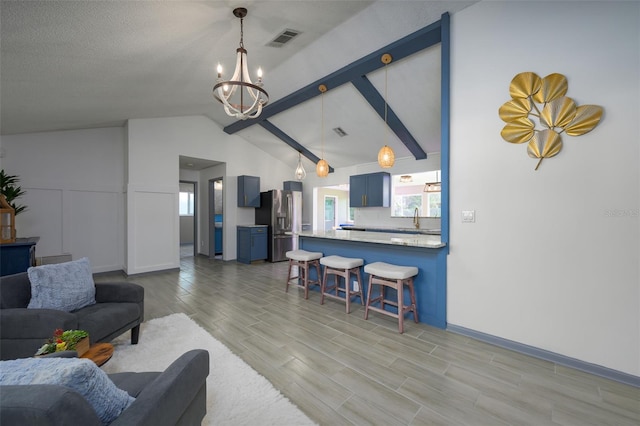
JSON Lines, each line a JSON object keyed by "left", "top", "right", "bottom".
{"left": 179, "top": 180, "right": 197, "bottom": 257}
{"left": 324, "top": 195, "right": 338, "bottom": 231}
{"left": 209, "top": 178, "right": 223, "bottom": 259}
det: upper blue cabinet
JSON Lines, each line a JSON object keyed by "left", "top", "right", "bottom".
{"left": 349, "top": 172, "right": 390, "bottom": 207}
{"left": 238, "top": 175, "right": 260, "bottom": 207}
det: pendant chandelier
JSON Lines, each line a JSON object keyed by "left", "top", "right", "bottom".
{"left": 213, "top": 7, "right": 269, "bottom": 120}
{"left": 424, "top": 170, "right": 441, "bottom": 192}
{"left": 294, "top": 152, "right": 306, "bottom": 180}
{"left": 316, "top": 84, "right": 330, "bottom": 177}
{"left": 377, "top": 53, "right": 395, "bottom": 168}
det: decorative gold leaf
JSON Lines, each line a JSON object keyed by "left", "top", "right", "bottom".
{"left": 501, "top": 118, "right": 535, "bottom": 144}
{"left": 540, "top": 96, "right": 577, "bottom": 129}
{"left": 564, "top": 105, "right": 603, "bottom": 136}
{"left": 509, "top": 72, "right": 542, "bottom": 99}
{"left": 532, "top": 73, "right": 568, "bottom": 104}
{"left": 527, "top": 129, "right": 562, "bottom": 170}
{"left": 499, "top": 98, "right": 531, "bottom": 123}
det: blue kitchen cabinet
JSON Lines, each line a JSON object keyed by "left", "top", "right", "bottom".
{"left": 349, "top": 172, "right": 390, "bottom": 207}
{"left": 283, "top": 180, "right": 302, "bottom": 191}
{"left": 236, "top": 226, "right": 267, "bottom": 264}
{"left": 237, "top": 175, "right": 260, "bottom": 207}
{"left": 0, "top": 237, "right": 39, "bottom": 276}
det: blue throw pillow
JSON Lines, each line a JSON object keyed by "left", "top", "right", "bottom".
{"left": 0, "top": 357, "right": 134, "bottom": 425}
{"left": 27, "top": 257, "right": 96, "bottom": 312}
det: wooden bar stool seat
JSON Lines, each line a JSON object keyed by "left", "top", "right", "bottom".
{"left": 285, "top": 250, "right": 323, "bottom": 299}
{"left": 319, "top": 255, "right": 364, "bottom": 313}
{"left": 364, "top": 262, "right": 419, "bottom": 333}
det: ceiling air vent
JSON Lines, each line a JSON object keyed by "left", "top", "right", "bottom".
{"left": 267, "top": 29, "right": 301, "bottom": 47}
{"left": 333, "top": 127, "right": 348, "bottom": 137}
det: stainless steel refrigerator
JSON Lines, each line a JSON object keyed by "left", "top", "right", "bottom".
{"left": 255, "top": 190, "right": 302, "bottom": 262}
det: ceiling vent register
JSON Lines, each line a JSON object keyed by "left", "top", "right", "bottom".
{"left": 267, "top": 29, "right": 301, "bottom": 47}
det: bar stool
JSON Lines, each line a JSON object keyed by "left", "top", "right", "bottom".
{"left": 319, "top": 255, "right": 364, "bottom": 313}
{"left": 364, "top": 262, "right": 419, "bottom": 333}
{"left": 285, "top": 250, "right": 323, "bottom": 299}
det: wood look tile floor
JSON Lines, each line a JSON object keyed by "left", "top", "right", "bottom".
{"left": 97, "top": 256, "right": 640, "bottom": 425}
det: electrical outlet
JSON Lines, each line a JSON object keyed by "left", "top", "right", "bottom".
{"left": 353, "top": 280, "right": 359, "bottom": 291}
{"left": 462, "top": 210, "right": 476, "bottom": 223}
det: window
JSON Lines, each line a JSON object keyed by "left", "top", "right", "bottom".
{"left": 393, "top": 194, "right": 422, "bottom": 217}
{"left": 391, "top": 170, "right": 440, "bottom": 218}
{"left": 179, "top": 182, "right": 195, "bottom": 216}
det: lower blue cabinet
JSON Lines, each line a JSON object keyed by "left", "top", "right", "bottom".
{"left": 237, "top": 226, "right": 267, "bottom": 264}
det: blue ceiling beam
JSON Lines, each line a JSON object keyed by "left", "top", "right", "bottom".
{"left": 258, "top": 120, "right": 335, "bottom": 173}
{"left": 351, "top": 75, "right": 427, "bottom": 160}
{"left": 223, "top": 17, "right": 444, "bottom": 156}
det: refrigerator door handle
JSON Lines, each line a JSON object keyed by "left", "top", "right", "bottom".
{"left": 287, "top": 193, "right": 293, "bottom": 230}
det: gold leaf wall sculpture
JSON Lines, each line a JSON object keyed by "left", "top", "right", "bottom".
{"left": 499, "top": 72, "right": 604, "bottom": 170}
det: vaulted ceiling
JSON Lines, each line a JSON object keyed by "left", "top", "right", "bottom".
{"left": 1, "top": 1, "right": 477, "bottom": 171}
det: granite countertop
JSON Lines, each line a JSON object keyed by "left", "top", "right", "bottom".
{"left": 340, "top": 225, "right": 441, "bottom": 235}
{"left": 237, "top": 224, "right": 268, "bottom": 228}
{"left": 294, "top": 230, "right": 446, "bottom": 249}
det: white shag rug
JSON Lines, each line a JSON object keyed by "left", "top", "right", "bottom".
{"left": 102, "top": 313, "right": 316, "bottom": 425}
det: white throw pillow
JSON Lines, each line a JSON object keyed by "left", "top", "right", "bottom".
{"left": 27, "top": 257, "right": 96, "bottom": 312}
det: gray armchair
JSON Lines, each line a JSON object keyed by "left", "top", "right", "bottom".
{"left": 0, "top": 349, "right": 209, "bottom": 426}
{"left": 0, "top": 272, "right": 144, "bottom": 360}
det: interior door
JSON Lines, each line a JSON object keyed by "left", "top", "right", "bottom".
{"left": 324, "top": 196, "right": 336, "bottom": 231}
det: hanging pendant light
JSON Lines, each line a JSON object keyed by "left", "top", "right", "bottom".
{"left": 294, "top": 152, "right": 306, "bottom": 180}
{"left": 316, "top": 84, "right": 329, "bottom": 177}
{"left": 424, "top": 170, "right": 442, "bottom": 192}
{"left": 378, "top": 53, "right": 395, "bottom": 168}
{"left": 213, "top": 7, "right": 269, "bottom": 120}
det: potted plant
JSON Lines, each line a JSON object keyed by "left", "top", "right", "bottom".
{"left": 0, "top": 170, "right": 27, "bottom": 215}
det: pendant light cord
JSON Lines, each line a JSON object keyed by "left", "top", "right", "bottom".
{"left": 384, "top": 62, "right": 388, "bottom": 144}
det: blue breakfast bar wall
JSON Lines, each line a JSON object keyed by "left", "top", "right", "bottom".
{"left": 299, "top": 235, "right": 447, "bottom": 329}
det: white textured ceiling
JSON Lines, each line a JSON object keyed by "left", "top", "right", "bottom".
{"left": 1, "top": 0, "right": 477, "bottom": 170}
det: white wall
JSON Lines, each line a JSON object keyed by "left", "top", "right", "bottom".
{"left": 126, "top": 115, "right": 294, "bottom": 272}
{"left": 0, "top": 128, "right": 125, "bottom": 273}
{"left": 449, "top": 1, "right": 639, "bottom": 376}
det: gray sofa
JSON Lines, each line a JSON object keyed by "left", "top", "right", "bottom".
{"left": 0, "top": 349, "right": 210, "bottom": 425}
{"left": 0, "top": 272, "right": 144, "bottom": 360}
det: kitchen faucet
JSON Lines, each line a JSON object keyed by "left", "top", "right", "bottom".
{"left": 413, "top": 207, "right": 420, "bottom": 229}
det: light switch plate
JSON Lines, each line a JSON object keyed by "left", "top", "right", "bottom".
{"left": 462, "top": 210, "right": 475, "bottom": 223}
